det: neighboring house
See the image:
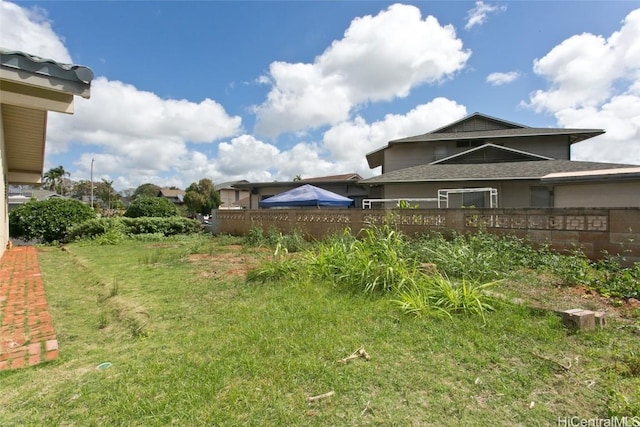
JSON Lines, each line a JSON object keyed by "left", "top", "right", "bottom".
{"left": 8, "top": 189, "right": 62, "bottom": 212}
{"left": 1, "top": 49, "right": 93, "bottom": 255}
{"left": 215, "top": 180, "right": 250, "bottom": 209}
{"left": 157, "top": 188, "right": 185, "bottom": 204}
{"left": 360, "top": 112, "right": 640, "bottom": 208}
{"left": 233, "top": 173, "right": 371, "bottom": 209}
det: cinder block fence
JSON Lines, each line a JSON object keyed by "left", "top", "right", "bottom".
{"left": 211, "top": 208, "right": 640, "bottom": 265}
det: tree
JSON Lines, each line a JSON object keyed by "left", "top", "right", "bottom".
{"left": 42, "top": 165, "right": 70, "bottom": 195}
{"left": 95, "top": 179, "right": 118, "bottom": 212}
{"left": 183, "top": 178, "right": 220, "bottom": 216}
{"left": 124, "top": 196, "right": 178, "bottom": 218}
{"left": 71, "top": 180, "right": 93, "bottom": 199}
{"left": 132, "top": 183, "right": 161, "bottom": 201}
{"left": 293, "top": 175, "right": 302, "bottom": 181}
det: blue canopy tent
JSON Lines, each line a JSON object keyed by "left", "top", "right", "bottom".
{"left": 259, "top": 184, "right": 353, "bottom": 208}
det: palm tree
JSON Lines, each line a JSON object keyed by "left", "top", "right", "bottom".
{"left": 97, "top": 179, "right": 116, "bottom": 213}
{"left": 42, "top": 166, "right": 70, "bottom": 195}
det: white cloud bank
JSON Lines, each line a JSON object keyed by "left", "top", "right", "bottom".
{"left": 526, "top": 8, "right": 640, "bottom": 165}
{"left": 253, "top": 3, "right": 470, "bottom": 137}
{"left": 0, "top": 1, "right": 469, "bottom": 190}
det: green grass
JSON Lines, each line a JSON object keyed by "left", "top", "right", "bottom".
{"left": 0, "top": 234, "right": 638, "bottom": 425}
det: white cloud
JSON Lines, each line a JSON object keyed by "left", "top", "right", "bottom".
{"left": 200, "top": 98, "right": 469, "bottom": 185}
{"left": 465, "top": 1, "right": 506, "bottom": 31}
{"left": 486, "top": 71, "right": 520, "bottom": 86}
{"left": 323, "top": 98, "right": 467, "bottom": 170}
{"left": 254, "top": 3, "right": 470, "bottom": 137}
{"left": 525, "top": 8, "right": 640, "bottom": 165}
{"left": 45, "top": 77, "right": 244, "bottom": 187}
{"left": 0, "top": 0, "right": 71, "bottom": 62}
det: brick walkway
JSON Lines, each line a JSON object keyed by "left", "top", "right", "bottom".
{"left": 0, "top": 247, "right": 58, "bottom": 370}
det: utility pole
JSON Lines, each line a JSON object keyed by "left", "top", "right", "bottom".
{"left": 90, "top": 158, "right": 95, "bottom": 209}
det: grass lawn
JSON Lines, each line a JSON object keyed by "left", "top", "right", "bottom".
{"left": 0, "top": 234, "right": 638, "bottom": 426}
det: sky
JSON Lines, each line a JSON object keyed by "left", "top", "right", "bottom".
{"left": 1, "top": 0, "right": 639, "bottom": 192}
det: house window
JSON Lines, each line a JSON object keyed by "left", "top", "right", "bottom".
{"left": 530, "top": 186, "right": 553, "bottom": 207}
{"left": 434, "top": 145, "right": 447, "bottom": 160}
{"left": 456, "top": 139, "right": 484, "bottom": 148}
{"left": 462, "top": 192, "right": 485, "bottom": 208}
{"left": 234, "top": 190, "right": 240, "bottom": 201}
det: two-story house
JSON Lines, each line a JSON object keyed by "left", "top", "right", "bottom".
{"left": 360, "top": 113, "right": 640, "bottom": 208}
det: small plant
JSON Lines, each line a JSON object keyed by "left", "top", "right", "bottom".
{"left": 396, "top": 200, "right": 418, "bottom": 209}
{"left": 593, "top": 254, "right": 640, "bottom": 299}
{"left": 97, "top": 311, "right": 108, "bottom": 329}
{"left": 542, "top": 248, "right": 592, "bottom": 286}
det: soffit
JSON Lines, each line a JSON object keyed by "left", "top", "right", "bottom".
{"left": 2, "top": 104, "right": 46, "bottom": 183}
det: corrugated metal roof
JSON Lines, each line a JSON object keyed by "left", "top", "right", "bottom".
{"left": 0, "top": 49, "right": 93, "bottom": 84}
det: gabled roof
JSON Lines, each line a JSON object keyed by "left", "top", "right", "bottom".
{"left": 366, "top": 112, "right": 604, "bottom": 169}
{"left": 215, "top": 180, "right": 249, "bottom": 191}
{"left": 158, "top": 188, "right": 184, "bottom": 198}
{"left": 431, "top": 143, "right": 553, "bottom": 165}
{"left": 232, "top": 173, "right": 364, "bottom": 189}
{"left": 359, "top": 160, "right": 638, "bottom": 185}
{"left": 301, "top": 173, "right": 362, "bottom": 182}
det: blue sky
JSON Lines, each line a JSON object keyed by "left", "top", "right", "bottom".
{"left": 1, "top": 1, "right": 639, "bottom": 191}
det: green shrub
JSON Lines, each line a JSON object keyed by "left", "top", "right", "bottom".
{"left": 68, "top": 217, "right": 201, "bottom": 242}
{"left": 121, "top": 217, "right": 201, "bottom": 236}
{"left": 124, "top": 196, "right": 178, "bottom": 218}
{"left": 9, "top": 198, "right": 96, "bottom": 243}
{"left": 68, "top": 218, "right": 127, "bottom": 241}
{"left": 592, "top": 255, "right": 640, "bottom": 299}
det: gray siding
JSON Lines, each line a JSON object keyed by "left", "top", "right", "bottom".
{"left": 383, "top": 135, "right": 572, "bottom": 173}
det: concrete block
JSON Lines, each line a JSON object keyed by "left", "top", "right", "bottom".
{"left": 561, "top": 309, "right": 596, "bottom": 331}
{"left": 594, "top": 311, "right": 606, "bottom": 329}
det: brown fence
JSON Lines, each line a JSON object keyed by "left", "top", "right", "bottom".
{"left": 211, "top": 208, "right": 640, "bottom": 264}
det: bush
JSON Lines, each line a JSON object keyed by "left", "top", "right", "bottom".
{"left": 68, "top": 217, "right": 202, "bottom": 242}
{"left": 124, "top": 196, "right": 178, "bottom": 218}
{"left": 9, "top": 198, "right": 96, "bottom": 243}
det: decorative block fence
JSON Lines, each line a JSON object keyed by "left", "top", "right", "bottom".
{"left": 210, "top": 208, "right": 640, "bottom": 264}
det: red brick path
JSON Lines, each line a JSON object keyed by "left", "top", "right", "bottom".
{"left": 0, "top": 247, "right": 58, "bottom": 370}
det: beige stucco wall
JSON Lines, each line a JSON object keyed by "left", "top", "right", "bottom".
{"left": 379, "top": 180, "right": 545, "bottom": 208}
{"left": 219, "top": 188, "right": 249, "bottom": 209}
{"left": 0, "top": 103, "right": 7, "bottom": 259}
{"left": 554, "top": 181, "right": 640, "bottom": 208}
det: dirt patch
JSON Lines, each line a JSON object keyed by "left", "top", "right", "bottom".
{"left": 188, "top": 252, "right": 260, "bottom": 279}
{"left": 502, "top": 274, "right": 639, "bottom": 321}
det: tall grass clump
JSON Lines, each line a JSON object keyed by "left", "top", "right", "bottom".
{"left": 416, "top": 231, "right": 549, "bottom": 282}
{"left": 244, "top": 225, "right": 307, "bottom": 252}
{"left": 306, "top": 224, "right": 416, "bottom": 294}
{"left": 394, "top": 274, "right": 499, "bottom": 323}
